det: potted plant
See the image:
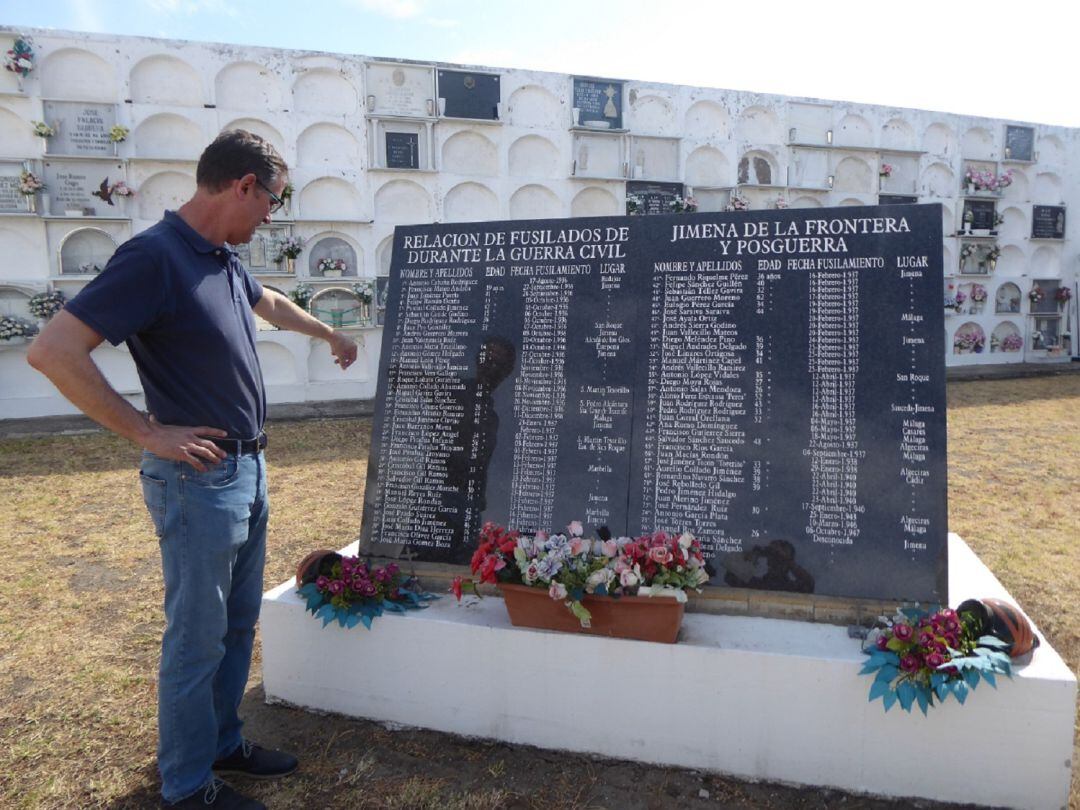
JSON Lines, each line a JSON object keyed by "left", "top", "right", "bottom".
{"left": 953, "top": 288, "right": 967, "bottom": 313}
{"left": 318, "top": 257, "right": 347, "bottom": 277}
{"left": 1028, "top": 284, "right": 1044, "bottom": 305}
{"left": 958, "top": 243, "right": 976, "bottom": 271}
{"left": 984, "top": 245, "right": 1001, "bottom": 272}
{"left": 453, "top": 520, "right": 709, "bottom": 643}
{"left": 969, "top": 283, "right": 987, "bottom": 313}
{"left": 999, "top": 333, "right": 1023, "bottom": 353}
{"left": 273, "top": 235, "right": 304, "bottom": 273}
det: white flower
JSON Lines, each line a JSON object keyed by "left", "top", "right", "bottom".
{"left": 678, "top": 531, "right": 694, "bottom": 550}
{"left": 567, "top": 520, "right": 583, "bottom": 537}
{"left": 548, "top": 582, "right": 567, "bottom": 600}
{"left": 619, "top": 570, "right": 639, "bottom": 588}
{"left": 585, "top": 568, "right": 614, "bottom": 593}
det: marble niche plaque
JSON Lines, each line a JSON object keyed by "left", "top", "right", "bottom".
{"left": 366, "top": 63, "right": 435, "bottom": 118}
{"left": 437, "top": 70, "right": 500, "bottom": 120}
{"left": 361, "top": 204, "right": 949, "bottom": 604}
{"left": 42, "top": 160, "right": 126, "bottom": 216}
{"left": 42, "top": 101, "right": 117, "bottom": 157}
{"left": 0, "top": 162, "right": 24, "bottom": 212}
{"left": 573, "top": 77, "right": 623, "bottom": 130}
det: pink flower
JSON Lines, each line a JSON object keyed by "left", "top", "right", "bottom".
{"left": 925, "top": 652, "right": 946, "bottom": 669}
{"left": 648, "top": 546, "right": 672, "bottom": 565}
{"left": 900, "top": 654, "right": 921, "bottom": 672}
{"left": 328, "top": 580, "right": 344, "bottom": 595}
{"left": 875, "top": 635, "right": 889, "bottom": 651}
{"left": 570, "top": 538, "right": 590, "bottom": 556}
{"left": 619, "top": 570, "right": 639, "bottom": 588}
{"left": 567, "top": 520, "right": 583, "bottom": 537}
{"left": 316, "top": 575, "right": 329, "bottom": 590}
{"left": 549, "top": 582, "right": 567, "bottom": 600}
{"left": 450, "top": 576, "right": 463, "bottom": 601}
{"left": 601, "top": 539, "right": 619, "bottom": 557}
{"left": 892, "top": 623, "right": 914, "bottom": 642}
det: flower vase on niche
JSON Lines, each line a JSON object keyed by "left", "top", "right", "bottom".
{"left": 286, "top": 257, "right": 295, "bottom": 275}
{"left": 40, "top": 192, "right": 50, "bottom": 215}
{"left": 25, "top": 194, "right": 36, "bottom": 214}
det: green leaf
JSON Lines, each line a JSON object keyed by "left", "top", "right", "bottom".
{"left": 874, "top": 664, "right": 899, "bottom": 684}
{"left": 859, "top": 660, "right": 883, "bottom": 676}
{"left": 896, "top": 681, "right": 916, "bottom": 712}
{"left": 568, "top": 600, "right": 592, "bottom": 628}
{"left": 868, "top": 679, "right": 892, "bottom": 702}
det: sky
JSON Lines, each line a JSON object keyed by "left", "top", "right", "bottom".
{"left": 4, "top": 0, "right": 1077, "bottom": 128}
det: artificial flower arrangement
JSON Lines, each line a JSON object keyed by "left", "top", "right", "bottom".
{"left": 985, "top": 245, "right": 1001, "bottom": 263}
{"left": 993, "top": 211, "right": 1005, "bottom": 227}
{"left": 625, "top": 194, "right": 644, "bottom": 215}
{"left": 28, "top": 290, "right": 65, "bottom": 320}
{"left": 280, "top": 182, "right": 294, "bottom": 204}
{"left": 4, "top": 36, "right": 34, "bottom": 78}
{"left": 0, "top": 315, "right": 38, "bottom": 341}
{"left": 318, "top": 257, "right": 347, "bottom": 275}
{"left": 952, "top": 289, "right": 967, "bottom": 311}
{"left": 669, "top": 195, "right": 698, "bottom": 214}
{"left": 32, "top": 120, "right": 55, "bottom": 138}
{"left": 288, "top": 282, "right": 314, "bottom": 309}
{"left": 860, "top": 605, "right": 1012, "bottom": 714}
{"left": 352, "top": 279, "right": 374, "bottom": 304}
{"left": 108, "top": 125, "right": 129, "bottom": 144}
{"left": 773, "top": 196, "right": 789, "bottom": 210}
{"left": 1055, "top": 286, "right": 1072, "bottom": 304}
{"left": 969, "top": 283, "right": 987, "bottom": 303}
{"left": 296, "top": 551, "right": 435, "bottom": 629}
{"left": 453, "top": 520, "right": 709, "bottom": 628}
{"left": 879, "top": 163, "right": 893, "bottom": 178}
{"left": 999, "top": 333, "right": 1024, "bottom": 352}
{"left": 963, "top": 168, "right": 1013, "bottom": 193}
{"left": 18, "top": 170, "right": 44, "bottom": 195}
{"left": 959, "top": 244, "right": 977, "bottom": 266}
{"left": 726, "top": 193, "right": 749, "bottom": 212}
{"left": 1028, "top": 284, "right": 1044, "bottom": 303}
{"left": 274, "top": 235, "right": 304, "bottom": 262}
{"left": 109, "top": 180, "right": 135, "bottom": 198}
{"left": 953, "top": 329, "right": 985, "bottom": 353}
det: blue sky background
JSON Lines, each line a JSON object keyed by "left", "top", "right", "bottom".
{"left": 5, "top": 0, "right": 1075, "bottom": 127}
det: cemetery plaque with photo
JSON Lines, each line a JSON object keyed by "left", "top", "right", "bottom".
{"left": 573, "top": 77, "right": 623, "bottom": 130}
{"left": 42, "top": 160, "right": 126, "bottom": 216}
{"left": 1031, "top": 205, "right": 1065, "bottom": 240}
{"left": 0, "top": 163, "right": 23, "bottom": 212}
{"left": 964, "top": 200, "right": 996, "bottom": 231}
{"left": 385, "top": 132, "right": 420, "bottom": 170}
{"left": 43, "top": 101, "right": 117, "bottom": 157}
{"left": 361, "top": 205, "right": 948, "bottom": 603}
{"left": 1004, "top": 125, "right": 1035, "bottom": 162}
{"left": 627, "top": 181, "right": 684, "bottom": 215}
{"left": 437, "top": 70, "right": 500, "bottom": 120}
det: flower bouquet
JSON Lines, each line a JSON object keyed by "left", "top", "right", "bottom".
{"left": 19, "top": 170, "right": 44, "bottom": 196}
{"left": 318, "top": 257, "right": 347, "bottom": 276}
{"left": 32, "top": 120, "right": 54, "bottom": 138}
{"left": 726, "top": 193, "right": 749, "bottom": 212}
{"left": 879, "top": 163, "right": 893, "bottom": 178}
{"left": 669, "top": 195, "right": 698, "bottom": 214}
{"left": 953, "top": 329, "right": 984, "bottom": 353}
{"left": 109, "top": 125, "right": 129, "bottom": 143}
{"left": 1028, "top": 284, "right": 1044, "bottom": 304}
{"left": 861, "top": 605, "right": 1012, "bottom": 714}
{"left": 953, "top": 289, "right": 967, "bottom": 312}
{"left": 958, "top": 243, "right": 976, "bottom": 269}
{"left": 774, "top": 195, "right": 789, "bottom": 210}
{"left": 1000, "top": 333, "right": 1023, "bottom": 352}
{"left": 4, "top": 36, "right": 34, "bottom": 79}
{"left": 970, "top": 284, "right": 987, "bottom": 303}
{"left": 110, "top": 180, "right": 135, "bottom": 198}
{"left": 274, "top": 235, "right": 304, "bottom": 263}
{"left": 289, "top": 282, "right": 314, "bottom": 309}
{"left": 296, "top": 551, "right": 436, "bottom": 629}
{"left": 0, "top": 315, "right": 38, "bottom": 341}
{"left": 28, "top": 290, "right": 65, "bottom": 320}
{"left": 352, "top": 279, "right": 374, "bottom": 304}
{"left": 1054, "top": 286, "right": 1072, "bottom": 304}
{"left": 625, "top": 194, "right": 644, "bottom": 215}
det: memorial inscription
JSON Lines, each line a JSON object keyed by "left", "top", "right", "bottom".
{"left": 0, "top": 163, "right": 22, "bottom": 212}
{"left": 1031, "top": 205, "right": 1066, "bottom": 240}
{"left": 627, "top": 181, "right": 684, "bottom": 215}
{"left": 42, "top": 160, "right": 126, "bottom": 216}
{"left": 1004, "top": 125, "right": 1035, "bottom": 162}
{"left": 573, "top": 77, "right": 623, "bottom": 129}
{"left": 437, "top": 70, "right": 500, "bottom": 120}
{"left": 385, "top": 132, "right": 420, "bottom": 170}
{"left": 361, "top": 205, "right": 948, "bottom": 603}
{"left": 42, "top": 101, "right": 116, "bottom": 157}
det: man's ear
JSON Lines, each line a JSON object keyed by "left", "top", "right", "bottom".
{"left": 236, "top": 173, "right": 258, "bottom": 199}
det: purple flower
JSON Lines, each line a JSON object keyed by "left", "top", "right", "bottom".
{"left": 875, "top": 635, "right": 889, "bottom": 651}
{"left": 926, "top": 652, "right": 946, "bottom": 669}
{"left": 386, "top": 563, "right": 399, "bottom": 577}
{"left": 328, "top": 580, "right": 345, "bottom": 595}
{"left": 360, "top": 582, "right": 377, "bottom": 597}
{"left": 316, "top": 575, "right": 329, "bottom": 590}
{"left": 918, "top": 632, "right": 935, "bottom": 647}
{"left": 900, "top": 654, "right": 921, "bottom": 673}
{"left": 893, "top": 623, "right": 914, "bottom": 642}
{"left": 373, "top": 568, "right": 391, "bottom": 583}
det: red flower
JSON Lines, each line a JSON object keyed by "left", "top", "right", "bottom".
{"left": 450, "top": 576, "right": 463, "bottom": 601}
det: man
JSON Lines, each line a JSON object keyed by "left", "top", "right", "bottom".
{"left": 28, "top": 130, "right": 357, "bottom": 809}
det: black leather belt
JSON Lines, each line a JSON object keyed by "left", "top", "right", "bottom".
{"left": 211, "top": 432, "right": 268, "bottom": 455}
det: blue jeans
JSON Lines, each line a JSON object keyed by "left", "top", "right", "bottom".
{"left": 140, "top": 450, "right": 268, "bottom": 804}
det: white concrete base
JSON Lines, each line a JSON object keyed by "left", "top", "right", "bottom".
{"left": 261, "top": 534, "right": 1076, "bottom": 810}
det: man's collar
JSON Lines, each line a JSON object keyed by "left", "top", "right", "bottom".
{"left": 163, "top": 210, "right": 233, "bottom": 255}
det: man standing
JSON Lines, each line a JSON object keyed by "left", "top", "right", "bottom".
{"left": 28, "top": 130, "right": 357, "bottom": 809}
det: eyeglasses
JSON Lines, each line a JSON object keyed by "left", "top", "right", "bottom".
{"left": 255, "top": 178, "right": 285, "bottom": 214}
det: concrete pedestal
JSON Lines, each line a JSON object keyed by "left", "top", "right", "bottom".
{"left": 261, "top": 534, "right": 1076, "bottom": 809}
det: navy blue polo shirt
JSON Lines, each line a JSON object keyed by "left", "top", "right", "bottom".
{"left": 66, "top": 211, "right": 266, "bottom": 439}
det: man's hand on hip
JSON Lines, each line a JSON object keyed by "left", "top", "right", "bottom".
{"left": 144, "top": 415, "right": 229, "bottom": 471}
{"left": 329, "top": 332, "right": 359, "bottom": 370}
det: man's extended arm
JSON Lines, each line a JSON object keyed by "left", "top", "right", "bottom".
{"left": 253, "top": 288, "right": 359, "bottom": 369}
{"left": 26, "top": 311, "right": 227, "bottom": 470}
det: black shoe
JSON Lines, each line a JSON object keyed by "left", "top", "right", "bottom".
{"left": 213, "top": 739, "right": 298, "bottom": 780}
{"left": 162, "top": 777, "right": 266, "bottom": 809}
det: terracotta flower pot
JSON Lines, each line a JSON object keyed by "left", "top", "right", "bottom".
{"left": 295, "top": 549, "right": 340, "bottom": 587}
{"left": 957, "top": 597, "right": 1040, "bottom": 658}
{"left": 498, "top": 583, "right": 685, "bottom": 644}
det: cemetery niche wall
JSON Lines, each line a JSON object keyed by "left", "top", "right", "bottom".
{"left": 360, "top": 204, "right": 948, "bottom": 605}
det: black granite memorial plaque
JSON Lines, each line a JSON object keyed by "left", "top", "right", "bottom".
{"left": 964, "top": 200, "right": 996, "bottom": 231}
{"left": 385, "top": 132, "right": 419, "bottom": 169}
{"left": 1031, "top": 205, "right": 1066, "bottom": 240}
{"left": 361, "top": 205, "right": 948, "bottom": 604}
{"left": 437, "top": 70, "right": 500, "bottom": 120}
{"left": 627, "top": 181, "right": 684, "bottom": 215}
{"left": 1004, "top": 125, "right": 1035, "bottom": 162}
{"left": 573, "top": 77, "right": 623, "bottom": 130}
{"left": 878, "top": 194, "right": 918, "bottom": 206}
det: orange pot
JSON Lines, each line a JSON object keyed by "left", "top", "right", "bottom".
{"left": 498, "top": 583, "right": 685, "bottom": 644}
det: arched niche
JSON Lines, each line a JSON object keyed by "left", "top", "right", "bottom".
{"left": 789, "top": 195, "right": 823, "bottom": 208}
{"left": 685, "top": 146, "right": 729, "bottom": 187}
{"left": 736, "top": 150, "right": 775, "bottom": 185}
{"left": 292, "top": 69, "right": 358, "bottom": 116}
{"left": 835, "top": 113, "right": 873, "bottom": 147}
{"left": 1037, "top": 134, "right": 1064, "bottom": 165}
{"left": 441, "top": 130, "right": 498, "bottom": 176}
{"left": 1000, "top": 206, "right": 1027, "bottom": 240}
{"left": 922, "top": 123, "right": 956, "bottom": 157}
{"left": 296, "top": 123, "right": 361, "bottom": 168}
{"left": 961, "top": 126, "right": 995, "bottom": 161}
{"left": 990, "top": 321, "right": 1022, "bottom": 353}
{"left": 308, "top": 234, "right": 360, "bottom": 277}
{"left": 509, "top": 184, "right": 561, "bottom": 220}
{"left": 298, "top": 177, "right": 363, "bottom": 221}
{"left": 256, "top": 340, "right": 299, "bottom": 384}
{"left": 880, "top": 118, "right": 915, "bottom": 151}
{"left": 833, "top": 156, "right": 873, "bottom": 193}
{"left": 507, "top": 85, "right": 562, "bottom": 129}
{"left": 220, "top": 118, "right": 285, "bottom": 157}
{"left": 952, "top": 322, "right": 986, "bottom": 355}
{"left": 0, "top": 229, "right": 39, "bottom": 281}
{"left": 994, "top": 283, "right": 1023, "bottom": 315}
{"left": 376, "top": 235, "right": 394, "bottom": 276}
{"left": 997, "top": 245, "right": 1025, "bottom": 276}
{"left": 570, "top": 186, "right": 619, "bottom": 218}
{"left": 59, "top": 227, "right": 117, "bottom": 275}
{"left": 837, "top": 197, "right": 865, "bottom": 207}
{"left": 0, "top": 106, "right": 37, "bottom": 155}
{"left": 443, "top": 181, "right": 498, "bottom": 222}
{"left": 129, "top": 55, "right": 203, "bottom": 106}
{"left": 310, "top": 287, "right": 365, "bottom": 329}
{"left": 921, "top": 162, "right": 955, "bottom": 198}
{"left": 374, "top": 179, "right": 432, "bottom": 224}
{"left": 1033, "top": 172, "right": 1063, "bottom": 202}
{"left": 1030, "top": 245, "right": 1060, "bottom": 276}
{"left": 40, "top": 48, "right": 116, "bottom": 101}
{"left": 133, "top": 113, "right": 204, "bottom": 160}
{"left": 629, "top": 93, "right": 675, "bottom": 134}
{"left": 684, "top": 100, "right": 730, "bottom": 140}
{"left": 215, "top": 62, "right": 284, "bottom": 111}
{"left": 734, "top": 105, "right": 781, "bottom": 144}
{"left": 508, "top": 135, "right": 560, "bottom": 178}
{"left": 137, "top": 171, "right": 195, "bottom": 220}
{"left": 941, "top": 206, "right": 954, "bottom": 237}
{"left": 1002, "top": 168, "right": 1029, "bottom": 202}
{"left": 0, "top": 285, "right": 32, "bottom": 318}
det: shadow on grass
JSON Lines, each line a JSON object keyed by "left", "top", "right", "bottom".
{"left": 946, "top": 374, "right": 1080, "bottom": 409}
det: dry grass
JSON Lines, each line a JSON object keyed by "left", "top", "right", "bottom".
{"left": 0, "top": 376, "right": 1077, "bottom": 809}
